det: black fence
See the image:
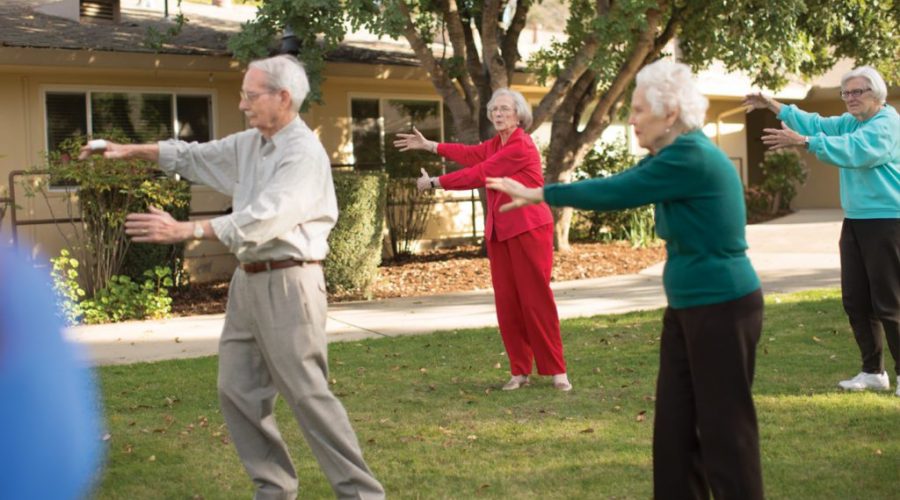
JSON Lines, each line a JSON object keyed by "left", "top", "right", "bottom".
{"left": 1, "top": 163, "right": 484, "bottom": 246}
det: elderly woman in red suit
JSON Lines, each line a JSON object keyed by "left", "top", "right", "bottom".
{"left": 394, "top": 88, "right": 571, "bottom": 391}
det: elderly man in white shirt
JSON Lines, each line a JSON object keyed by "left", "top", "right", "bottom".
{"left": 80, "top": 54, "right": 385, "bottom": 500}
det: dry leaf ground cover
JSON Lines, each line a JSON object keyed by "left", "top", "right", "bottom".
{"left": 95, "top": 289, "right": 899, "bottom": 499}
{"left": 171, "top": 242, "right": 666, "bottom": 316}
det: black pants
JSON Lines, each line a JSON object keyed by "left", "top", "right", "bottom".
{"left": 653, "top": 289, "right": 764, "bottom": 500}
{"left": 839, "top": 218, "right": 900, "bottom": 377}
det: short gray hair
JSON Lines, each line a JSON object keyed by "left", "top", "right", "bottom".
{"left": 248, "top": 54, "right": 309, "bottom": 112}
{"left": 635, "top": 59, "right": 708, "bottom": 130}
{"left": 486, "top": 88, "right": 533, "bottom": 129}
{"left": 842, "top": 66, "right": 888, "bottom": 104}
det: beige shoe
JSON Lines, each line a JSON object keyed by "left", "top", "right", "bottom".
{"left": 502, "top": 375, "right": 530, "bottom": 391}
{"left": 552, "top": 374, "right": 572, "bottom": 392}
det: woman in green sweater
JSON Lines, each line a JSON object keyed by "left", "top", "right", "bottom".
{"left": 487, "top": 59, "right": 764, "bottom": 499}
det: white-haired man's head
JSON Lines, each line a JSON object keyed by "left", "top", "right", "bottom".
{"left": 248, "top": 54, "right": 309, "bottom": 113}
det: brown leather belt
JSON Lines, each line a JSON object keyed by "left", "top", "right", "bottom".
{"left": 240, "top": 259, "right": 323, "bottom": 274}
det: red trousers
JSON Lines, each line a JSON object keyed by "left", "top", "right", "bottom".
{"left": 487, "top": 224, "right": 566, "bottom": 375}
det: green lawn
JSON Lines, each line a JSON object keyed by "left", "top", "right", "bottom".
{"left": 94, "top": 289, "right": 900, "bottom": 499}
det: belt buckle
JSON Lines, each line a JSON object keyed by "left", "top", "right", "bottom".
{"left": 265, "top": 261, "right": 272, "bottom": 272}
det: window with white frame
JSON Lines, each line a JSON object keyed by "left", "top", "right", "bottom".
{"left": 45, "top": 90, "right": 213, "bottom": 154}
{"left": 350, "top": 97, "right": 457, "bottom": 172}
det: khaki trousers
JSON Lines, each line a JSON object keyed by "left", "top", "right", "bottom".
{"left": 218, "top": 264, "right": 384, "bottom": 500}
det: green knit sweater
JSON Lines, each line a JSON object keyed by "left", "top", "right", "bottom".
{"left": 544, "top": 130, "right": 760, "bottom": 308}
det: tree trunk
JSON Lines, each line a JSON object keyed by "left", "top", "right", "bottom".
{"left": 544, "top": 133, "right": 585, "bottom": 253}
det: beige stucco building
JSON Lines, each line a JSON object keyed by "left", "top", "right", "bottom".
{"left": 1, "top": 0, "right": 895, "bottom": 282}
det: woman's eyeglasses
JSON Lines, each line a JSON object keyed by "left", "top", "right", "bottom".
{"left": 489, "top": 105, "right": 515, "bottom": 114}
{"left": 839, "top": 88, "right": 871, "bottom": 100}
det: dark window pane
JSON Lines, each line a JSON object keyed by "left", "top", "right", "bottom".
{"left": 91, "top": 92, "right": 172, "bottom": 143}
{"left": 46, "top": 92, "right": 87, "bottom": 153}
{"left": 384, "top": 100, "right": 440, "bottom": 177}
{"left": 351, "top": 99, "right": 382, "bottom": 167}
{"left": 176, "top": 95, "right": 211, "bottom": 143}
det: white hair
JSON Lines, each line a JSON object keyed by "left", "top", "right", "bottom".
{"left": 486, "top": 88, "right": 533, "bottom": 129}
{"left": 841, "top": 66, "right": 888, "bottom": 104}
{"left": 248, "top": 54, "right": 309, "bottom": 112}
{"left": 635, "top": 59, "right": 708, "bottom": 130}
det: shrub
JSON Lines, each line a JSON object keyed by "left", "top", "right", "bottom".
{"left": 569, "top": 141, "right": 657, "bottom": 247}
{"left": 383, "top": 145, "right": 437, "bottom": 258}
{"left": 50, "top": 250, "right": 174, "bottom": 325}
{"left": 758, "top": 149, "right": 808, "bottom": 214}
{"left": 744, "top": 186, "right": 774, "bottom": 223}
{"left": 24, "top": 135, "right": 191, "bottom": 297}
{"left": 119, "top": 177, "right": 192, "bottom": 288}
{"left": 385, "top": 178, "right": 435, "bottom": 257}
{"left": 326, "top": 171, "right": 388, "bottom": 298}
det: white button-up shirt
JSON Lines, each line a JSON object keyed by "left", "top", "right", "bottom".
{"left": 157, "top": 117, "right": 338, "bottom": 263}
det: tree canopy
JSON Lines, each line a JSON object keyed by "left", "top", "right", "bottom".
{"left": 231, "top": 0, "right": 899, "bottom": 249}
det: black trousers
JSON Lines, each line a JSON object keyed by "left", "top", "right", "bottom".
{"left": 653, "top": 289, "right": 764, "bottom": 500}
{"left": 839, "top": 218, "right": 900, "bottom": 377}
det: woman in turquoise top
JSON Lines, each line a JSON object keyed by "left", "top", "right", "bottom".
{"left": 488, "top": 59, "right": 764, "bottom": 499}
{"left": 746, "top": 66, "right": 900, "bottom": 396}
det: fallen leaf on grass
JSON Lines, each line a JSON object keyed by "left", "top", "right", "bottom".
{"left": 636, "top": 410, "right": 647, "bottom": 422}
{"left": 580, "top": 428, "right": 595, "bottom": 434}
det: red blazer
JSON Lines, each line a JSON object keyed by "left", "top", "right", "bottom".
{"left": 437, "top": 127, "right": 553, "bottom": 241}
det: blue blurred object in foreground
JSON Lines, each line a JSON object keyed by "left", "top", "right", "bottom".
{"left": 0, "top": 246, "right": 104, "bottom": 499}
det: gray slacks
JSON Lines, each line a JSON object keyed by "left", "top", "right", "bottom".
{"left": 218, "top": 264, "right": 384, "bottom": 500}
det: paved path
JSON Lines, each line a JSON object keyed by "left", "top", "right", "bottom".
{"left": 67, "top": 210, "right": 843, "bottom": 365}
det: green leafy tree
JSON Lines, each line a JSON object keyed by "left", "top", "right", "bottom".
{"left": 231, "top": 0, "right": 898, "bottom": 250}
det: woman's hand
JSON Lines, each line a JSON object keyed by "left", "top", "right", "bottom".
{"left": 485, "top": 177, "right": 544, "bottom": 212}
{"left": 742, "top": 92, "right": 782, "bottom": 115}
{"left": 762, "top": 122, "right": 807, "bottom": 150}
{"left": 416, "top": 168, "right": 433, "bottom": 192}
{"left": 394, "top": 127, "right": 436, "bottom": 153}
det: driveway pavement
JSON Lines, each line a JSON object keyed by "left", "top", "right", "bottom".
{"left": 67, "top": 209, "right": 844, "bottom": 365}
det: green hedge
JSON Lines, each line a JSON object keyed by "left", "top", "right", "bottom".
{"left": 326, "top": 171, "right": 387, "bottom": 298}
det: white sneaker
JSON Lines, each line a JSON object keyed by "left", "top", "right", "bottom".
{"left": 838, "top": 371, "right": 890, "bottom": 391}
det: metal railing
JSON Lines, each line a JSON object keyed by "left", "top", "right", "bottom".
{"left": 3, "top": 162, "right": 484, "bottom": 247}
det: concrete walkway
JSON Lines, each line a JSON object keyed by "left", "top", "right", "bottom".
{"left": 67, "top": 209, "right": 844, "bottom": 365}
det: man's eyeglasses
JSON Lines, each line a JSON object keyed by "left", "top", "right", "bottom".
{"left": 240, "top": 90, "right": 276, "bottom": 102}
{"left": 839, "top": 88, "right": 871, "bottom": 100}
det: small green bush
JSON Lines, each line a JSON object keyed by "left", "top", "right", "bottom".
{"left": 25, "top": 135, "right": 191, "bottom": 296}
{"left": 570, "top": 141, "right": 657, "bottom": 247}
{"left": 51, "top": 250, "right": 175, "bottom": 325}
{"left": 50, "top": 249, "right": 87, "bottom": 326}
{"left": 326, "top": 171, "right": 388, "bottom": 299}
{"left": 758, "top": 149, "right": 808, "bottom": 214}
